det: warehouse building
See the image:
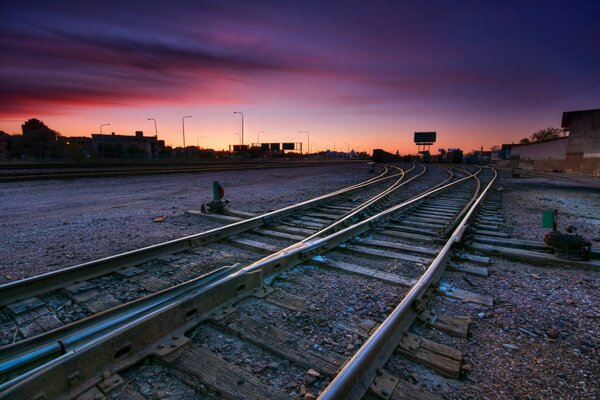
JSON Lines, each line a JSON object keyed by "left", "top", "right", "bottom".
{"left": 510, "top": 109, "right": 600, "bottom": 176}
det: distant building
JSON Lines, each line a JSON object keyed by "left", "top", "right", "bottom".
{"left": 0, "top": 131, "right": 11, "bottom": 160}
{"left": 510, "top": 108, "right": 599, "bottom": 176}
{"left": 60, "top": 136, "right": 92, "bottom": 158}
{"left": 91, "top": 131, "right": 165, "bottom": 159}
{"left": 510, "top": 137, "right": 569, "bottom": 161}
{"left": 562, "top": 109, "right": 600, "bottom": 160}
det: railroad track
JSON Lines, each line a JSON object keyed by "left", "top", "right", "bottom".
{"left": 0, "top": 162, "right": 448, "bottom": 388}
{"left": 0, "top": 163, "right": 410, "bottom": 343}
{"left": 0, "top": 160, "right": 366, "bottom": 182}
{"left": 0, "top": 164, "right": 499, "bottom": 399}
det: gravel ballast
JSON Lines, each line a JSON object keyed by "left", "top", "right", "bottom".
{"left": 0, "top": 164, "right": 371, "bottom": 282}
{"left": 410, "top": 171, "right": 600, "bottom": 399}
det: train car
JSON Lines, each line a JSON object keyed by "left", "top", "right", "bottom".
{"left": 372, "top": 149, "right": 401, "bottom": 163}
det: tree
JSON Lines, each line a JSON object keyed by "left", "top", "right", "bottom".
{"left": 519, "top": 138, "right": 530, "bottom": 144}
{"left": 530, "top": 127, "right": 563, "bottom": 142}
{"left": 490, "top": 145, "right": 500, "bottom": 151}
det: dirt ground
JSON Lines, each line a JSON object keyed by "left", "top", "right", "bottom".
{"left": 1, "top": 165, "right": 598, "bottom": 399}
{"left": 444, "top": 171, "right": 600, "bottom": 399}
{"left": 0, "top": 163, "right": 371, "bottom": 282}
{"left": 501, "top": 171, "right": 600, "bottom": 243}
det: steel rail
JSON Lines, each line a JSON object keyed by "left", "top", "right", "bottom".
{"left": 0, "top": 163, "right": 398, "bottom": 307}
{"left": 229, "top": 168, "right": 480, "bottom": 281}
{"left": 318, "top": 167, "right": 497, "bottom": 400}
{"left": 0, "top": 166, "right": 474, "bottom": 397}
{"left": 0, "top": 160, "right": 368, "bottom": 182}
{"left": 0, "top": 265, "right": 236, "bottom": 390}
{"left": 302, "top": 163, "right": 425, "bottom": 241}
{"left": 0, "top": 164, "right": 413, "bottom": 384}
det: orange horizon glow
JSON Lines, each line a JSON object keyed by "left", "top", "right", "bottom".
{"left": 1, "top": 2, "right": 598, "bottom": 155}
{"left": 0, "top": 107, "right": 570, "bottom": 155}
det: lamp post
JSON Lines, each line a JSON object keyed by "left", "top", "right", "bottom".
{"left": 182, "top": 116, "right": 191, "bottom": 148}
{"left": 233, "top": 112, "right": 244, "bottom": 145}
{"left": 257, "top": 131, "right": 264, "bottom": 144}
{"left": 147, "top": 118, "right": 158, "bottom": 138}
{"left": 328, "top": 138, "right": 336, "bottom": 152}
{"left": 298, "top": 130, "right": 309, "bottom": 155}
{"left": 100, "top": 123, "right": 110, "bottom": 134}
{"left": 343, "top": 142, "right": 350, "bottom": 153}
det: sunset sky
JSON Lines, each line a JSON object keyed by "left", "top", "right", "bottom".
{"left": 1, "top": 1, "right": 599, "bottom": 153}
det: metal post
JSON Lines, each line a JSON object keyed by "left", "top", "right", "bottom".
{"left": 212, "top": 181, "right": 220, "bottom": 202}
{"left": 299, "top": 131, "right": 309, "bottom": 155}
{"left": 328, "top": 138, "right": 336, "bottom": 152}
{"left": 182, "top": 116, "right": 191, "bottom": 148}
{"left": 234, "top": 112, "right": 244, "bottom": 145}
{"left": 554, "top": 208, "right": 558, "bottom": 232}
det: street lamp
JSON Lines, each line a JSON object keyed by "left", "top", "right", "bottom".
{"left": 257, "top": 131, "right": 264, "bottom": 143}
{"left": 299, "top": 130, "right": 309, "bottom": 155}
{"left": 100, "top": 123, "right": 110, "bottom": 134}
{"left": 182, "top": 116, "right": 191, "bottom": 147}
{"left": 233, "top": 112, "right": 244, "bottom": 145}
{"left": 197, "top": 136, "right": 207, "bottom": 147}
{"left": 147, "top": 118, "right": 158, "bottom": 138}
{"left": 328, "top": 138, "right": 336, "bottom": 152}
{"left": 343, "top": 142, "right": 350, "bottom": 153}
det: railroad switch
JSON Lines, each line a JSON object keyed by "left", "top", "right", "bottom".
{"left": 203, "top": 180, "right": 226, "bottom": 214}
{"left": 545, "top": 229, "right": 591, "bottom": 260}
{"left": 543, "top": 209, "right": 591, "bottom": 260}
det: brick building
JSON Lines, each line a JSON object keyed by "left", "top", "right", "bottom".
{"left": 510, "top": 108, "right": 600, "bottom": 176}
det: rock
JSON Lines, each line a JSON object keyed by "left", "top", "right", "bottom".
{"left": 502, "top": 343, "right": 520, "bottom": 351}
{"left": 304, "top": 393, "right": 316, "bottom": 400}
{"left": 307, "top": 368, "right": 320, "bottom": 378}
{"left": 547, "top": 327, "right": 560, "bottom": 339}
{"left": 478, "top": 312, "right": 486, "bottom": 319}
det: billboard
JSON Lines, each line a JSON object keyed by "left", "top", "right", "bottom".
{"left": 260, "top": 143, "right": 270, "bottom": 151}
{"left": 414, "top": 132, "right": 437, "bottom": 144}
{"left": 270, "top": 143, "right": 280, "bottom": 151}
{"left": 282, "top": 142, "right": 295, "bottom": 150}
{"left": 232, "top": 145, "right": 249, "bottom": 151}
